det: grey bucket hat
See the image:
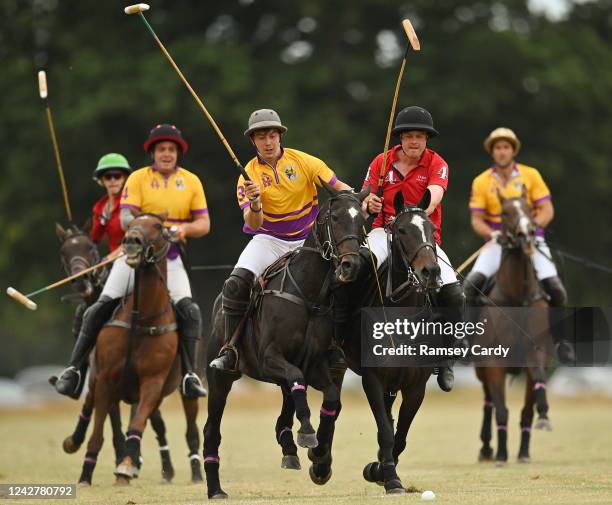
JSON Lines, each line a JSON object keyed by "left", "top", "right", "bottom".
{"left": 244, "top": 109, "right": 288, "bottom": 137}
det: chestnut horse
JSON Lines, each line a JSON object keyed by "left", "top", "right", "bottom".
{"left": 472, "top": 189, "right": 553, "bottom": 466}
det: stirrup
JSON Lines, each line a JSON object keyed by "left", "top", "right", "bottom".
{"left": 209, "top": 345, "right": 240, "bottom": 374}
{"left": 52, "top": 366, "right": 82, "bottom": 395}
{"left": 181, "top": 372, "right": 208, "bottom": 398}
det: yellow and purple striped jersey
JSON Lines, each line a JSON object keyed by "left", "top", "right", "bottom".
{"left": 236, "top": 148, "right": 337, "bottom": 241}
{"left": 469, "top": 163, "right": 551, "bottom": 236}
{"left": 120, "top": 165, "right": 208, "bottom": 226}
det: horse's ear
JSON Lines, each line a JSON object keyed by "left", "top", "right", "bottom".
{"left": 393, "top": 190, "right": 405, "bottom": 215}
{"left": 56, "top": 223, "right": 67, "bottom": 242}
{"left": 356, "top": 185, "right": 371, "bottom": 202}
{"left": 158, "top": 211, "right": 168, "bottom": 223}
{"left": 521, "top": 184, "right": 528, "bottom": 199}
{"left": 318, "top": 176, "right": 338, "bottom": 197}
{"left": 82, "top": 218, "right": 92, "bottom": 234}
{"left": 496, "top": 188, "right": 505, "bottom": 205}
{"left": 417, "top": 188, "right": 431, "bottom": 211}
{"left": 130, "top": 207, "right": 140, "bottom": 218}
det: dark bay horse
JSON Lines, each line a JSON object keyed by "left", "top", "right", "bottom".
{"left": 204, "top": 186, "right": 369, "bottom": 499}
{"left": 472, "top": 189, "right": 553, "bottom": 465}
{"left": 75, "top": 213, "right": 182, "bottom": 485}
{"left": 55, "top": 223, "right": 205, "bottom": 484}
{"left": 305, "top": 189, "right": 443, "bottom": 494}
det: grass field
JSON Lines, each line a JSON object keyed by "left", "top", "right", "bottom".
{"left": 1, "top": 380, "right": 611, "bottom": 505}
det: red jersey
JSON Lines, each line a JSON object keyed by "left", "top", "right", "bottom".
{"left": 362, "top": 146, "right": 449, "bottom": 244}
{"left": 91, "top": 194, "right": 124, "bottom": 252}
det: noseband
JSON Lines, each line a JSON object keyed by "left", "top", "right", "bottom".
{"left": 122, "top": 214, "right": 171, "bottom": 266}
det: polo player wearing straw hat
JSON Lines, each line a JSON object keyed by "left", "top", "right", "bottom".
{"left": 361, "top": 106, "right": 464, "bottom": 392}
{"left": 54, "top": 124, "right": 210, "bottom": 399}
{"left": 464, "top": 127, "right": 576, "bottom": 363}
{"left": 209, "top": 109, "right": 354, "bottom": 373}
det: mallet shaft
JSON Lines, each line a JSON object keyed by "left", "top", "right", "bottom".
{"left": 456, "top": 243, "right": 489, "bottom": 274}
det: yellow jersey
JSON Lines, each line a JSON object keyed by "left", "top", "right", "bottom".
{"left": 120, "top": 165, "right": 208, "bottom": 226}
{"left": 469, "top": 163, "right": 551, "bottom": 234}
{"left": 236, "top": 148, "right": 337, "bottom": 241}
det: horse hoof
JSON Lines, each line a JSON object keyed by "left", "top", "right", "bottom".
{"left": 114, "top": 475, "right": 131, "bottom": 486}
{"left": 281, "top": 455, "right": 301, "bottom": 470}
{"left": 385, "top": 480, "right": 406, "bottom": 495}
{"left": 518, "top": 456, "right": 531, "bottom": 464}
{"left": 363, "top": 462, "right": 383, "bottom": 485}
{"left": 115, "top": 463, "right": 138, "bottom": 479}
{"left": 495, "top": 460, "right": 507, "bottom": 468}
{"left": 210, "top": 490, "right": 229, "bottom": 499}
{"left": 63, "top": 436, "right": 80, "bottom": 454}
{"left": 297, "top": 431, "right": 318, "bottom": 449}
{"left": 478, "top": 447, "right": 494, "bottom": 462}
{"left": 77, "top": 481, "right": 91, "bottom": 488}
{"left": 535, "top": 418, "right": 553, "bottom": 431}
{"left": 309, "top": 464, "right": 332, "bottom": 485}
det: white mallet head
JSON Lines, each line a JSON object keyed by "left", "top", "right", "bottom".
{"left": 7, "top": 287, "right": 38, "bottom": 311}
{"left": 124, "top": 3, "right": 150, "bottom": 15}
{"left": 421, "top": 490, "right": 436, "bottom": 501}
{"left": 38, "top": 70, "right": 48, "bottom": 99}
{"left": 402, "top": 19, "right": 421, "bottom": 51}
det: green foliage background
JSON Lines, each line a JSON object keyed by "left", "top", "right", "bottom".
{"left": 2, "top": 0, "right": 611, "bottom": 375}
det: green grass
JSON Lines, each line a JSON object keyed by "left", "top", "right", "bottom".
{"left": 1, "top": 381, "right": 611, "bottom": 504}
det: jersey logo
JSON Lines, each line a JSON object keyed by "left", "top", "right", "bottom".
{"left": 438, "top": 166, "right": 448, "bottom": 179}
{"left": 417, "top": 175, "right": 427, "bottom": 183}
{"left": 284, "top": 164, "right": 298, "bottom": 181}
{"left": 261, "top": 173, "right": 273, "bottom": 188}
{"left": 151, "top": 178, "right": 160, "bottom": 189}
{"left": 175, "top": 177, "right": 185, "bottom": 190}
{"left": 237, "top": 185, "right": 246, "bottom": 201}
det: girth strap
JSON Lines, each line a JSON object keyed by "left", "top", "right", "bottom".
{"left": 105, "top": 319, "right": 178, "bottom": 336}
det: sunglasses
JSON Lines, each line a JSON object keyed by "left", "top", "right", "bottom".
{"left": 102, "top": 172, "right": 125, "bottom": 181}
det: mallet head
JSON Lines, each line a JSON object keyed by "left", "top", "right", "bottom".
{"left": 6, "top": 287, "right": 38, "bottom": 311}
{"left": 38, "top": 70, "right": 48, "bottom": 99}
{"left": 124, "top": 3, "right": 150, "bottom": 15}
{"left": 402, "top": 19, "right": 421, "bottom": 51}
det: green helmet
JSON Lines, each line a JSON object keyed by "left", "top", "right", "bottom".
{"left": 93, "top": 153, "right": 132, "bottom": 182}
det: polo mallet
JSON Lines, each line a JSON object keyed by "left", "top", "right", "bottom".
{"left": 456, "top": 243, "right": 489, "bottom": 275}
{"left": 6, "top": 253, "right": 124, "bottom": 311}
{"left": 38, "top": 70, "right": 73, "bottom": 222}
{"left": 124, "top": 4, "right": 250, "bottom": 181}
{"left": 376, "top": 19, "right": 421, "bottom": 197}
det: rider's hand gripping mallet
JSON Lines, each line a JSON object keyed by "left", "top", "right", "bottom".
{"left": 38, "top": 70, "right": 73, "bottom": 222}
{"left": 124, "top": 4, "right": 250, "bottom": 181}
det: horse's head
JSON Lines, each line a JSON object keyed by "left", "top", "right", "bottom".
{"left": 497, "top": 186, "right": 536, "bottom": 256}
{"left": 315, "top": 182, "right": 370, "bottom": 283}
{"left": 389, "top": 189, "right": 441, "bottom": 290}
{"left": 122, "top": 212, "right": 170, "bottom": 268}
{"left": 56, "top": 223, "right": 100, "bottom": 298}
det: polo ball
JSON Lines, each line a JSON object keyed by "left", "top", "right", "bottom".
{"left": 421, "top": 490, "right": 436, "bottom": 501}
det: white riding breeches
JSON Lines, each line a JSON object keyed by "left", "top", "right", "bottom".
{"left": 101, "top": 254, "right": 191, "bottom": 302}
{"left": 365, "top": 227, "right": 458, "bottom": 286}
{"left": 235, "top": 234, "right": 306, "bottom": 277}
{"left": 471, "top": 237, "right": 558, "bottom": 280}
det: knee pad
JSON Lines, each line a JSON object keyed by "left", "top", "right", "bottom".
{"left": 222, "top": 268, "right": 255, "bottom": 314}
{"left": 175, "top": 297, "right": 202, "bottom": 340}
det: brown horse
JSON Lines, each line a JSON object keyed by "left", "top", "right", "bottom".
{"left": 79, "top": 213, "right": 181, "bottom": 485}
{"left": 472, "top": 189, "right": 553, "bottom": 466}
{"left": 55, "top": 223, "right": 205, "bottom": 485}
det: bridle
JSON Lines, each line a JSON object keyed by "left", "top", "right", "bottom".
{"left": 60, "top": 228, "right": 103, "bottom": 295}
{"left": 385, "top": 206, "right": 439, "bottom": 301}
{"left": 122, "top": 213, "right": 171, "bottom": 267}
{"left": 311, "top": 192, "right": 365, "bottom": 264}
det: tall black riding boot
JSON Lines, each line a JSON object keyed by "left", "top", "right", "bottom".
{"left": 52, "top": 295, "right": 120, "bottom": 397}
{"left": 541, "top": 276, "right": 576, "bottom": 364}
{"left": 176, "top": 297, "right": 208, "bottom": 399}
{"left": 209, "top": 268, "right": 255, "bottom": 373}
{"left": 69, "top": 302, "right": 89, "bottom": 400}
{"left": 463, "top": 271, "right": 487, "bottom": 307}
{"left": 433, "top": 282, "right": 466, "bottom": 392}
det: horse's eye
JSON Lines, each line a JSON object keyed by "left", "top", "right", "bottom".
{"left": 154, "top": 223, "right": 162, "bottom": 230}
{"left": 331, "top": 215, "right": 339, "bottom": 223}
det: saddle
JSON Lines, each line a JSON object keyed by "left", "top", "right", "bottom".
{"left": 104, "top": 301, "right": 177, "bottom": 336}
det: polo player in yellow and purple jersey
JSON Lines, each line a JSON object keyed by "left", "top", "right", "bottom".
{"left": 54, "top": 124, "right": 210, "bottom": 399}
{"left": 209, "top": 109, "right": 354, "bottom": 372}
{"left": 464, "top": 127, "right": 575, "bottom": 363}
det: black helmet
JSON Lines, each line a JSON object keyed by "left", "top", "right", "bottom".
{"left": 143, "top": 123, "right": 189, "bottom": 153}
{"left": 391, "top": 106, "right": 438, "bottom": 137}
